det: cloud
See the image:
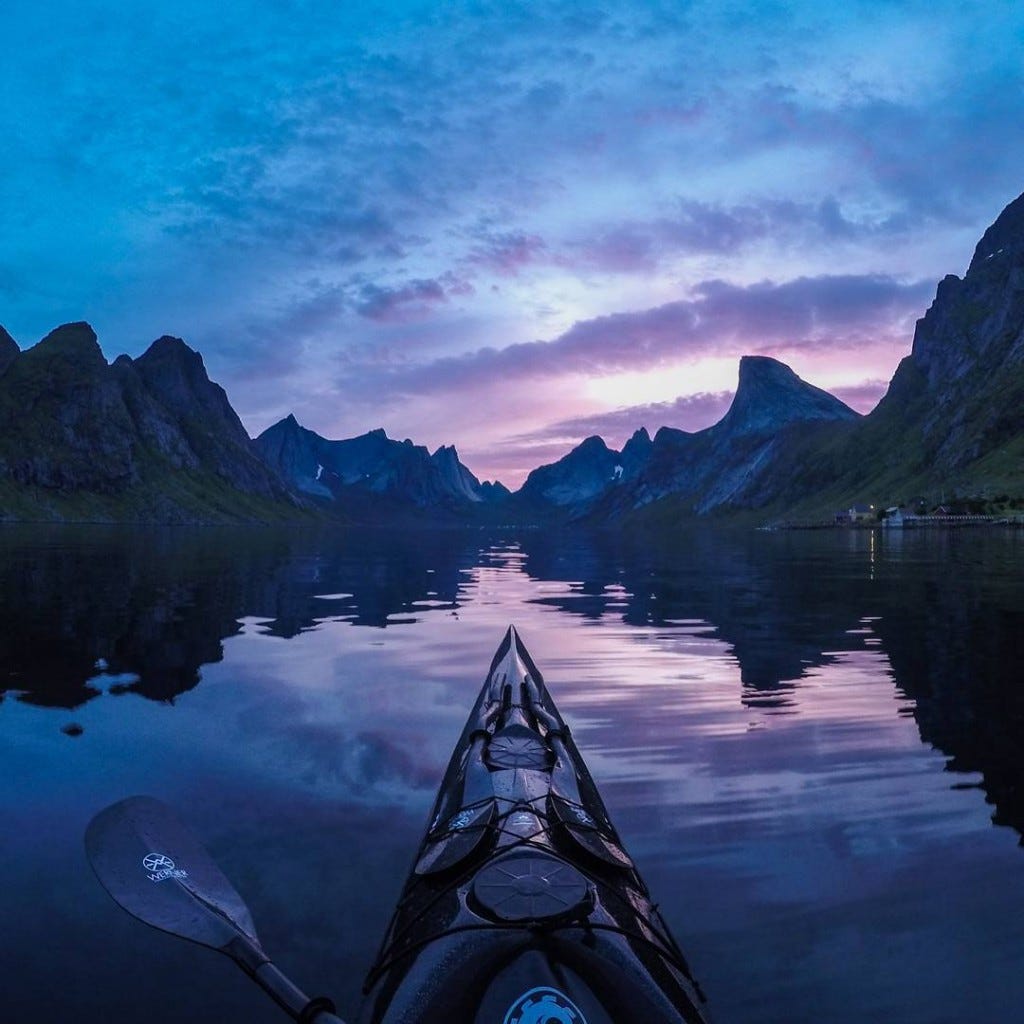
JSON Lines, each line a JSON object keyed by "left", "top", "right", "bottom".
{"left": 353, "top": 272, "right": 475, "bottom": 323}
{"left": 339, "top": 273, "right": 932, "bottom": 400}
{"left": 465, "top": 230, "right": 548, "bottom": 275}
{"left": 570, "top": 197, "right": 880, "bottom": 272}
{"left": 356, "top": 278, "right": 448, "bottom": 322}
{"left": 513, "top": 391, "right": 735, "bottom": 447}
{"left": 830, "top": 379, "right": 889, "bottom": 413}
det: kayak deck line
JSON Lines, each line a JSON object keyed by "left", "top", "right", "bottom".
{"left": 359, "top": 625, "right": 712, "bottom": 1024}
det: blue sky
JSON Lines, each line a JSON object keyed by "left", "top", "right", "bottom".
{"left": 2, "top": 1, "right": 1023, "bottom": 483}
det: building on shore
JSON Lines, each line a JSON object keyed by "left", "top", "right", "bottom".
{"left": 882, "top": 506, "right": 904, "bottom": 527}
{"left": 834, "top": 503, "right": 876, "bottom": 524}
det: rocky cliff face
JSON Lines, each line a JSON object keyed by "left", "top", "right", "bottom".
{"left": 0, "top": 323, "right": 296, "bottom": 521}
{"left": 254, "top": 415, "right": 501, "bottom": 511}
{"left": 876, "top": 191, "right": 1024, "bottom": 476}
{"left": 431, "top": 445, "right": 485, "bottom": 503}
{"left": 913, "top": 191, "right": 1024, "bottom": 390}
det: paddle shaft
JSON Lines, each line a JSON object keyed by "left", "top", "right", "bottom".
{"left": 229, "top": 936, "right": 345, "bottom": 1023}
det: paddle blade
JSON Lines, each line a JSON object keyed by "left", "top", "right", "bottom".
{"left": 85, "top": 796, "right": 264, "bottom": 960}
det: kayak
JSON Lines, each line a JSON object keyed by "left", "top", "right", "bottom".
{"left": 358, "top": 625, "right": 711, "bottom": 1024}
{"left": 85, "top": 625, "right": 711, "bottom": 1024}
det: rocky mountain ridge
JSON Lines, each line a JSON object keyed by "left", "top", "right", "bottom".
{"left": 0, "top": 323, "right": 297, "bottom": 522}
{"left": 254, "top": 413, "right": 508, "bottom": 513}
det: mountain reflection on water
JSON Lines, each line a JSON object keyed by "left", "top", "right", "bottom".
{"left": 1, "top": 523, "right": 1023, "bottom": 1024}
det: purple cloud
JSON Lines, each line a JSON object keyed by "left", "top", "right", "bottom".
{"left": 571, "top": 197, "right": 919, "bottom": 274}
{"left": 355, "top": 273, "right": 473, "bottom": 323}
{"left": 513, "top": 391, "right": 735, "bottom": 447}
{"left": 466, "top": 230, "right": 548, "bottom": 276}
{"left": 830, "top": 379, "right": 889, "bottom": 413}
{"left": 340, "top": 273, "right": 932, "bottom": 399}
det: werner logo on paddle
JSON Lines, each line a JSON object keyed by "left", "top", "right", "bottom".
{"left": 142, "top": 852, "right": 188, "bottom": 882}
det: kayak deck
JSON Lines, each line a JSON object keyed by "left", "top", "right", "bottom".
{"left": 359, "top": 626, "right": 711, "bottom": 1024}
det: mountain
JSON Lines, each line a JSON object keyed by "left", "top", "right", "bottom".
{"left": 518, "top": 356, "right": 858, "bottom": 517}
{"left": 515, "top": 428, "right": 657, "bottom": 511}
{"left": 517, "top": 435, "right": 621, "bottom": 507}
{"left": 254, "top": 414, "right": 506, "bottom": 514}
{"left": 617, "top": 356, "right": 860, "bottom": 515}
{"left": 0, "top": 323, "right": 299, "bottom": 522}
{"left": 715, "top": 356, "right": 858, "bottom": 437}
{"left": 856, "top": 194, "right": 1024, "bottom": 487}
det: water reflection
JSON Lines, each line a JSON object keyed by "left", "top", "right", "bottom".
{"left": 0, "top": 526, "right": 475, "bottom": 707}
{"left": 3, "top": 525, "right": 1024, "bottom": 837}
{"left": 2, "top": 523, "right": 1024, "bottom": 1023}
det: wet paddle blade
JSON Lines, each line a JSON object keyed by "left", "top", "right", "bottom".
{"left": 85, "top": 795, "right": 265, "bottom": 960}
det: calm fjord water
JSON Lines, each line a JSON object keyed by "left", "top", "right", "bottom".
{"left": 2, "top": 524, "right": 1023, "bottom": 1024}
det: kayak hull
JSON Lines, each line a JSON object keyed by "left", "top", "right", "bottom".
{"left": 359, "top": 626, "right": 711, "bottom": 1024}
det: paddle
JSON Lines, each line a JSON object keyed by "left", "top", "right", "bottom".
{"left": 85, "top": 795, "right": 345, "bottom": 1023}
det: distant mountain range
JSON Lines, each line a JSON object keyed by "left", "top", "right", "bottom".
{"left": 2, "top": 190, "right": 1024, "bottom": 524}
{"left": 254, "top": 414, "right": 509, "bottom": 518}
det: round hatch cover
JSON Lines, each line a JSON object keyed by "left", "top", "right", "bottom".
{"left": 473, "top": 853, "right": 588, "bottom": 921}
{"left": 487, "top": 726, "right": 550, "bottom": 770}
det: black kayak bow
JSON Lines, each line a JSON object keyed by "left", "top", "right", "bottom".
{"left": 85, "top": 795, "right": 344, "bottom": 1024}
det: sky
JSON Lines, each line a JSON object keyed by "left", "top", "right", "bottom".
{"left": 2, "top": 1, "right": 1024, "bottom": 486}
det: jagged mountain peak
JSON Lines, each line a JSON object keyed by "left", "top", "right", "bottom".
{"left": 0, "top": 321, "right": 291, "bottom": 515}
{"left": 620, "top": 426, "right": 654, "bottom": 476}
{"left": 134, "top": 334, "right": 212, "bottom": 383}
{"left": 718, "top": 355, "right": 858, "bottom": 437}
{"left": 262, "top": 412, "right": 308, "bottom": 435}
{"left": 131, "top": 332, "right": 250, "bottom": 449}
{"left": 139, "top": 334, "right": 199, "bottom": 358}
{"left": 431, "top": 443, "right": 483, "bottom": 502}
{"left": 29, "top": 322, "right": 106, "bottom": 370}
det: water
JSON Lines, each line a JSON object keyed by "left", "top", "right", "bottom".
{"left": 1, "top": 524, "right": 1023, "bottom": 1024}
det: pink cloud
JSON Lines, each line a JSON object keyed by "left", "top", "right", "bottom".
{"left": 466, "top": 230, "right": 548, "bottom": 276}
